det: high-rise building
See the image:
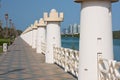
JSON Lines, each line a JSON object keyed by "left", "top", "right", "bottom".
{"left": 62, "top": 24, "right": 80, "bottom": 35}
{"left": 63, "top": 28, "right": 69, "bottom": 34}
{"left": 68, "top": 24, "right": 73, "bottom": 34}
{"left": 78, "top": 25, "right": 80, "bottom": 33}
{"left": 73, "top": 23, "right": 78, "bottom": 34}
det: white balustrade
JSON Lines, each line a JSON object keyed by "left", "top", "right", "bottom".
{"left": 98, "top": 56, "right": 120, "bottom": 80}
{"left": 53, "top": 47, "right": 79, "bottom": 77}
{"left": 41, "top": 42, "right": 46, "bottom": 54}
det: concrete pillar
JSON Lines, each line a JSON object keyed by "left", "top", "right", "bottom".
{"left": 25, "top": 30, "right": 29, "bottom": 44}
{"left": 44, "top": 9, "right": 64, "bottom": 63}
{"left": 32, "top": 20, "right": 38, "bottom": 49}
{"left": 26, "top": 29, "right": 29, "bottom": 45}
{"left": 20, "top": 30, "right": 26, "bottom": 41}
{"left": 23, "top": 29, "right": 28, "bottom": 42}
{"left": 74, "top": 0, "right": 118, "bottom": 80}
{"left": 23, "top": 27, "right": 29, "bottom": 44}
{"left": 28, "top": 25, "right": 33, "bottom": 46}
{"left": 36, "top": 18, "right": 46, "bottom": 53}
{"left": 21, "top": 26, "right": 32, "bottom": 46}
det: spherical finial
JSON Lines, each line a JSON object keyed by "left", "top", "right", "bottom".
{"left": 51, "top": 9, "right": 57, "bottom": 12}
{"left": 34, "top": 20, "right": 38, "bottom": 24}
{"left": 30, "top": 24, "right": 33, "bottom": 27}
{"left": 39, "top": 18, "right": 43, "bottom": 22}
{"left": 44, "top": 9, "right": 63, "bottom": 22}
{"left": 34, "top": 20, "right": 38, "bottom": 26}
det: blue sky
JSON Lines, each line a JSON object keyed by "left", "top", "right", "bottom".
{"left": 0, "top": 0, "right": 120, "bottom": 31}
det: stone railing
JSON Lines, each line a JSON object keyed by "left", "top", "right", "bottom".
{"left": 53, "top": 47, "right": 79, "bottom": 77}
{"left": 41, "top": 42, "right": 46, "bottom": 54}
{"left": 98, "top": 56, "right": 120, "bottom": 80}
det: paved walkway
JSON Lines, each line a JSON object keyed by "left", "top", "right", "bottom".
{"left": 0, "top": 37, "right": 77, "bottom": 80}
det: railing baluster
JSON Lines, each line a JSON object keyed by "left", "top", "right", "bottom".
{"left": 53, "top": 46, "right": 120, "bottom": 79}
{"left": 98, "top": 56, "right": 120, "bottom": 80}
{"left": 41, "top": 42, "right": 46, "bottom": 54}
{"left": 53, "top": 46, "right": 79, "bottom": 77}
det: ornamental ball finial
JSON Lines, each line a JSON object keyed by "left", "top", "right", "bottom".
{"left": 51, "top": 9, "right": 57, "bottom": 12}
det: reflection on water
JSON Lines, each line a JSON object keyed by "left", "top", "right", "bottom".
{"left": 62, "top": 37, "right": 79, "bottom": 50}
{"left": 113, "top": 39, "right": 120, "bottom": 61}
{"left": 62, "top": 37, "right": 120, "bottom": 61}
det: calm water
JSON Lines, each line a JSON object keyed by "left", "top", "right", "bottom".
{"left": 62, "top": 37, "right": 120, "bottom": 61}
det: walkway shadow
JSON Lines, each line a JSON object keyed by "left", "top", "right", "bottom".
{"left": 0, "top": 68, "right": 25, "bottom": 75}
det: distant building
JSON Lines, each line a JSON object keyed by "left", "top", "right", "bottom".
{"left": 68, "top": 24, "right": 73, "bottom": 34}
{"left": 61, "top": 23, "right": 80, "bottom": 35}
{"left": 78, "top": 25, "right": 80, "bottom": 33}
{"left": 63, "top": 28, "right": 69, "bottom": 34}
{"left": 73, "top": 23, "right": 78, "bottom": 34}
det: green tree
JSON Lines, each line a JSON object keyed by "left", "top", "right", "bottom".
{"left": 0, "top": 20, "right": 3, "bottom": 38}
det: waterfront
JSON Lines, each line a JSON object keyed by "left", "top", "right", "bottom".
{"left": 62, "top": 37, "right": 120, "bottom": 61}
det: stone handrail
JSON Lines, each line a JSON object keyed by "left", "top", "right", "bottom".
{"left": 98, "top": 56, "right": 120, "bottom": 80}
{"left": 41, "top": 42, "right": 46, "bottom": 54}
{"left": 53, "top": 47, "right": 79, "bottom": 77}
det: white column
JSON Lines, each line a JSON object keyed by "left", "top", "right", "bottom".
{"left": 25, "top": 32, "right": 29, "bottom": 44}
{"left": 28, "top": 30, "right": 32, "bottom": 46}
{"left": 36, "top": 18, "right": 46, "bottom": 53}
{"left": 29, "top": 25, "right": 33, "bottom": 46}
{"left": 23, "top": 27, "right": 29, "bottom": 44}
{"left": 74, "top": 0, "right": 118, "bottom": 80}
{"left": 32, "top": 20, "right": 38, "bottom": 49}
{"left": 20, "top": 33, "right": 25, "bottom": 41}
{"left": 21, "top": 26, "right": 33, "bottom": 46}
{"left": 44, "top": 9, "right": 64, "bottom": 63}
{"left": 27, "top": 27, "right": 32, "bottom": 46}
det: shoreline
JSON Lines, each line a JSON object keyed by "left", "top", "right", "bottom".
{"left": 61, "top": 30, "right": 120, "bottom": 39}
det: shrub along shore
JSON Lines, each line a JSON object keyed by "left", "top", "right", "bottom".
{"left": 0, "top": 38, "right": 11, "bottom": 53}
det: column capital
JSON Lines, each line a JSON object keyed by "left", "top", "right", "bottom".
{"left": 74, "top": 0, "right": 118, "bottom": 3}
{"left": 44, "top": 9, "right": 64, "bottom": 22}
{"left": 37, "top": 18, "right": 46, "bottom": 27}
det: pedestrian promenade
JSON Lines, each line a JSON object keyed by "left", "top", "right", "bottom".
{"left": 0, "top": 37, "right": 77, "bottom": 80}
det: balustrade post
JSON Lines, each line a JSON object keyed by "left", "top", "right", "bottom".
{"left": 44, "top": 9, "right": 64, "bottom": 63}
{"left": 36, "top": 18, "right": 46, "bottom": 53}
{"left": 32, "top": 20, "right": 38, "bottom": 49}
{"left": 64, "top": 48, "right": 68, "bottom": 72}
{"left": 74, "top": 0, "right": 118, "bottom": 80}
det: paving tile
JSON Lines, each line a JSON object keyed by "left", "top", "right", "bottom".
{"left": 7, "top": 73, "right": 19, "bottom": 79}
{"left": 0, "top": 71, "right": 6, "bottom": 74}
{"left": 0, "top": 37, "right": 77, "bottom": 80}
{"left": 20, "top": 73, "right": 33, "bottom": 79}
{"left": 0, "top": 78, "right": 6, "bottom": 80}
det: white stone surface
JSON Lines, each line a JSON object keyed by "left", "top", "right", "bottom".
{"left": 45, "top": 22, "right": 61, "bottom": 63}
{"left": 32, "top": 21, "right": 38, "bottom": 49}
{"left": 36, "top": 18, "right": 46, "bottom": 53}
{"left": 28, "top": 30, "right": 32, "bottom": 46}
{"left": 32, "top": 29, "right": 37, "bottom": 49}
{"left": 44, "top": 9, "right": 64, "bottom": 63}
{"left": 20, "top": 25, "right": 33, "bottom": 46}
{"left": 36, "top": 26, "right": 46, "bottom": 53}
{"left": 78, "top": 1, "right": 114, "bottom": 80}
{"left": 44, "top": 9, "right": 63, "bottom": 63}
